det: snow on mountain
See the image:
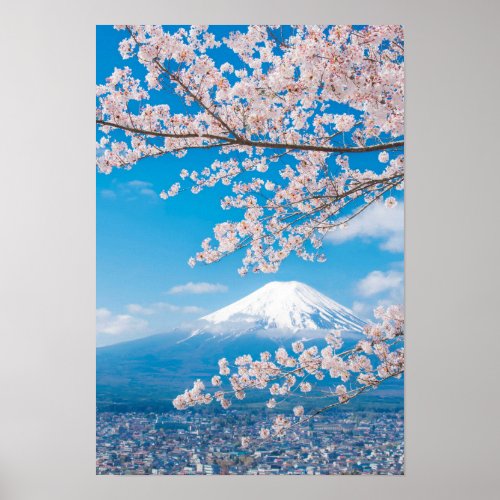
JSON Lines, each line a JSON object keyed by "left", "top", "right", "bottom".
{"left": 196, "top": 281, "right": 366, "bottom": 336}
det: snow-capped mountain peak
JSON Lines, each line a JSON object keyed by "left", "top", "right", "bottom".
{"left": 198, "top": 281, "right": 365, "bottom": 335}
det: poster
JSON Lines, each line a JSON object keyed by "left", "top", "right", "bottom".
{"left": 96, "top": 25, "right": 404, "bottom": 475}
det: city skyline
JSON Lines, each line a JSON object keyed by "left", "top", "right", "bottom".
{"left": 97, "top": 409, "right": 404, "bottom": 475}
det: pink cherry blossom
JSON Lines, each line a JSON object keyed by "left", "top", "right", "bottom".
{"left": 378, "top": 151, "right": 390, "bottom": 163}
{"left": 385, "top": 196, "right": 398, "bottom": 208}
{"left": 333, "top": 114, "right": 356, "bottom": 132}
{"left": 293, "top": 405, "right": 305, "bottom": 417}
{"left": 260, "top": 428, "right": 270, "bottom": 439}
{"left": 96, "top": 25, "right": 404, "bottom": 276}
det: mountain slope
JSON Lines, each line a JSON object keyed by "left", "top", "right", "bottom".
{"left": 97, "top": 329, "right": 289, "bottom": 409}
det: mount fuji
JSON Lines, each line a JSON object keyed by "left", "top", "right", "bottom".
{"left": 192, "top": 281, "right": 366, "bottom": 338}
{"left": 97, "top": 282, "right": 401, "bottom": 411}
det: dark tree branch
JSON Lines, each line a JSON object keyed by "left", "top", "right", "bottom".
{"left": 97, "top": 119, "right": 404, "bottom": 155}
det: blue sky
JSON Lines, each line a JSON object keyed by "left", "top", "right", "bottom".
{"left": 96, "top": 25, "right": 404, "bottom": 346}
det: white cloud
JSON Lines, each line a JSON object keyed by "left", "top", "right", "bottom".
{"left": 356, "top": 270, "right": 404, "bottom": 297}
{"left": 100, "top": 189, "right": 117, "bottom": 200}
{"left": 326, "top": 202, "right": 404, "bottom": 252}
{"left": 126, "top": 181, "right": 157, "bottom": 199}
{"left": 167, "top": 282, "right": 228, "bottom": 295}
{"left": 352, "top": 267, "right": 404, "bottom": 320}
{"left": 352, "top": 296, "right": 404, "bottom": 321}
{"left": 99, "top": 180, "right": 159, "bottom": 201}
{"left": 181, "top": 305, "right": 205, "bottom": 314}
{"left": 126, "top": 303, "right": 156, "bottom": 315}
{"left": 96, "top": 308, "right": 149, "bottom": 336}
{"left": 352, "top": 300, "right": 372, "bottom": 318}
{"left": 126, "top": 302, "right": 204, "bottom": 315}
{"left": 138, "top": 188, "right": 157, "bottom": 198}
{"left": 126, "top": 180, "right": 152, "bottom": 189}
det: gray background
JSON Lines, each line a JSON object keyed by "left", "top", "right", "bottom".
{"left": 1, "top": 0, "right": 499, "bottom": 498}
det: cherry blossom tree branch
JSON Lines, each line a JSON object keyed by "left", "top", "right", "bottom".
{"left": 173, "top": 305, "right": 404, "bottom": 445}
{"left": 96, "top": 24, "right": 405, "bottom": 274}
{"left": 97, "top": 118, "right": 403, "bottom": 155}
{"left": 96, "top": 119, "right": 229, "bottom": 141}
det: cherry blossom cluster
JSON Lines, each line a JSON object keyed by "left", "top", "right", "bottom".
{"left": 96, "top": 25, "right": 404, "bottom": 274}
{"left": 173, "top": 305, "right": 404, "bottom": 443}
